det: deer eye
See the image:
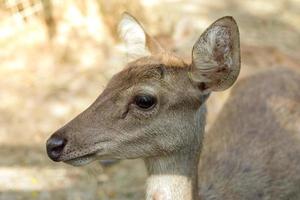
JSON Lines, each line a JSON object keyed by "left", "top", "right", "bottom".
{"left": 134, "top": 94, "right": 157, "bottom": 110}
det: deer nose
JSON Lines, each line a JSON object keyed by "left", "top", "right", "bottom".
{"left": 46, "top": 134, "right": 67, "bottom": 161}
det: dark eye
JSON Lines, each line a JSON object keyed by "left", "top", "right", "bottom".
{"left": 134, "top": 94, "right": 157, "bottom": 110}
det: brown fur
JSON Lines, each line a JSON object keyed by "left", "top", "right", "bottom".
{"left": 45, "top": 14, "right": 300, "bottom": 200}
{"left": 199, "top": 68, "right": 300, "bottom": 200}
{"left": 46, "top": 15, "right": 239, "bottom": 200}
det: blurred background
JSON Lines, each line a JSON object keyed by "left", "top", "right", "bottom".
{"left": 0, "top": 0, "right": 299, "bottom": 199}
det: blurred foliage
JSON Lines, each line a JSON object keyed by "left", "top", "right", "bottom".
{"left": 97, "top": 0, "right": 146, "bottom": 40}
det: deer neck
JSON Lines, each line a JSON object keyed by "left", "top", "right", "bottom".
{"left": 145, "top": 151, "right": 200, "bottom": 200}
{"left": 144, "top": 105, "right": 206, "bottom": 200}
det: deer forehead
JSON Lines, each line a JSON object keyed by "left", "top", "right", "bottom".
{"left": 126, "top": 54, "right": 188, "bottom": 71}
{"left": 107, "top": 55, "right": 189, "bottom": 90}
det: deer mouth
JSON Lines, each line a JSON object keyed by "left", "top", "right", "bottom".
{"left": 64, "top": 152, "right": 97, "bottom": 166}
{"left": 60, "top": 140, "right": 111, "bottom": 166}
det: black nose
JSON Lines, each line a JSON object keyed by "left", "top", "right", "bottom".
{"left": 46, "top": 134, "right": 67, "bottom": 161}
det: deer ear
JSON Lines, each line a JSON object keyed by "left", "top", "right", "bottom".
{"left": 189, "top": 16, "right": 240, "bottom": 92}
{"left": 118, "top": 12, "right": 163, "bottom": 62}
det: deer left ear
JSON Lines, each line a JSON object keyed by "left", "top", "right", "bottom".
{"left": 189, "top": 16, "right": 240, "bottom": 92}
{"left": 118, "top": 12, "right": 163, "bottom": 62}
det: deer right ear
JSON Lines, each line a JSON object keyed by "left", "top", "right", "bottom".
{"left": 189, "top": 16, "right": 240, "bottom": 93}
{"left": 118, "top": 12, "right": 163, "bottom": 62}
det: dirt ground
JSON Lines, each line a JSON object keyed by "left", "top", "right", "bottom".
{"left": 0, "top": 0, "right": 300, "bottom": 199}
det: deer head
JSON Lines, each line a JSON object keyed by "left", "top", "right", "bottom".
{"left": 46, "top": 13, "right": 240, "bottom": 167}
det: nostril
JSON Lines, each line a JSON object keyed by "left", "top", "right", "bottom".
{"left": 46, "top": 135, "right": 67, "bottom": 161}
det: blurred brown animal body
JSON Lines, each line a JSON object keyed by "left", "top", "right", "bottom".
{"left": 199, "top": 68, "right": 300, "bottom": 199}
{"left": 46, "top": 13, "right": 300, "bottom": 200}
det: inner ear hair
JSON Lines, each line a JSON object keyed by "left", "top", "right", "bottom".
{"left": 118, "top": 12, "right": 164, "bottom": 61}
{"left": 190, "top": 16, "right": 240, "bottom": 92}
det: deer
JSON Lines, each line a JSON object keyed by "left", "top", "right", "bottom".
{"left": 46, "top": 13, "right": 300, "bottom": 200}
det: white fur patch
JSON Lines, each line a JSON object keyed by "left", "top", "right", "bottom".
{"left": 118, "top": 13, "right": 150, "bottom": 61}
{"left": 146, "top": 175, "right": 192, "bottom": 200}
